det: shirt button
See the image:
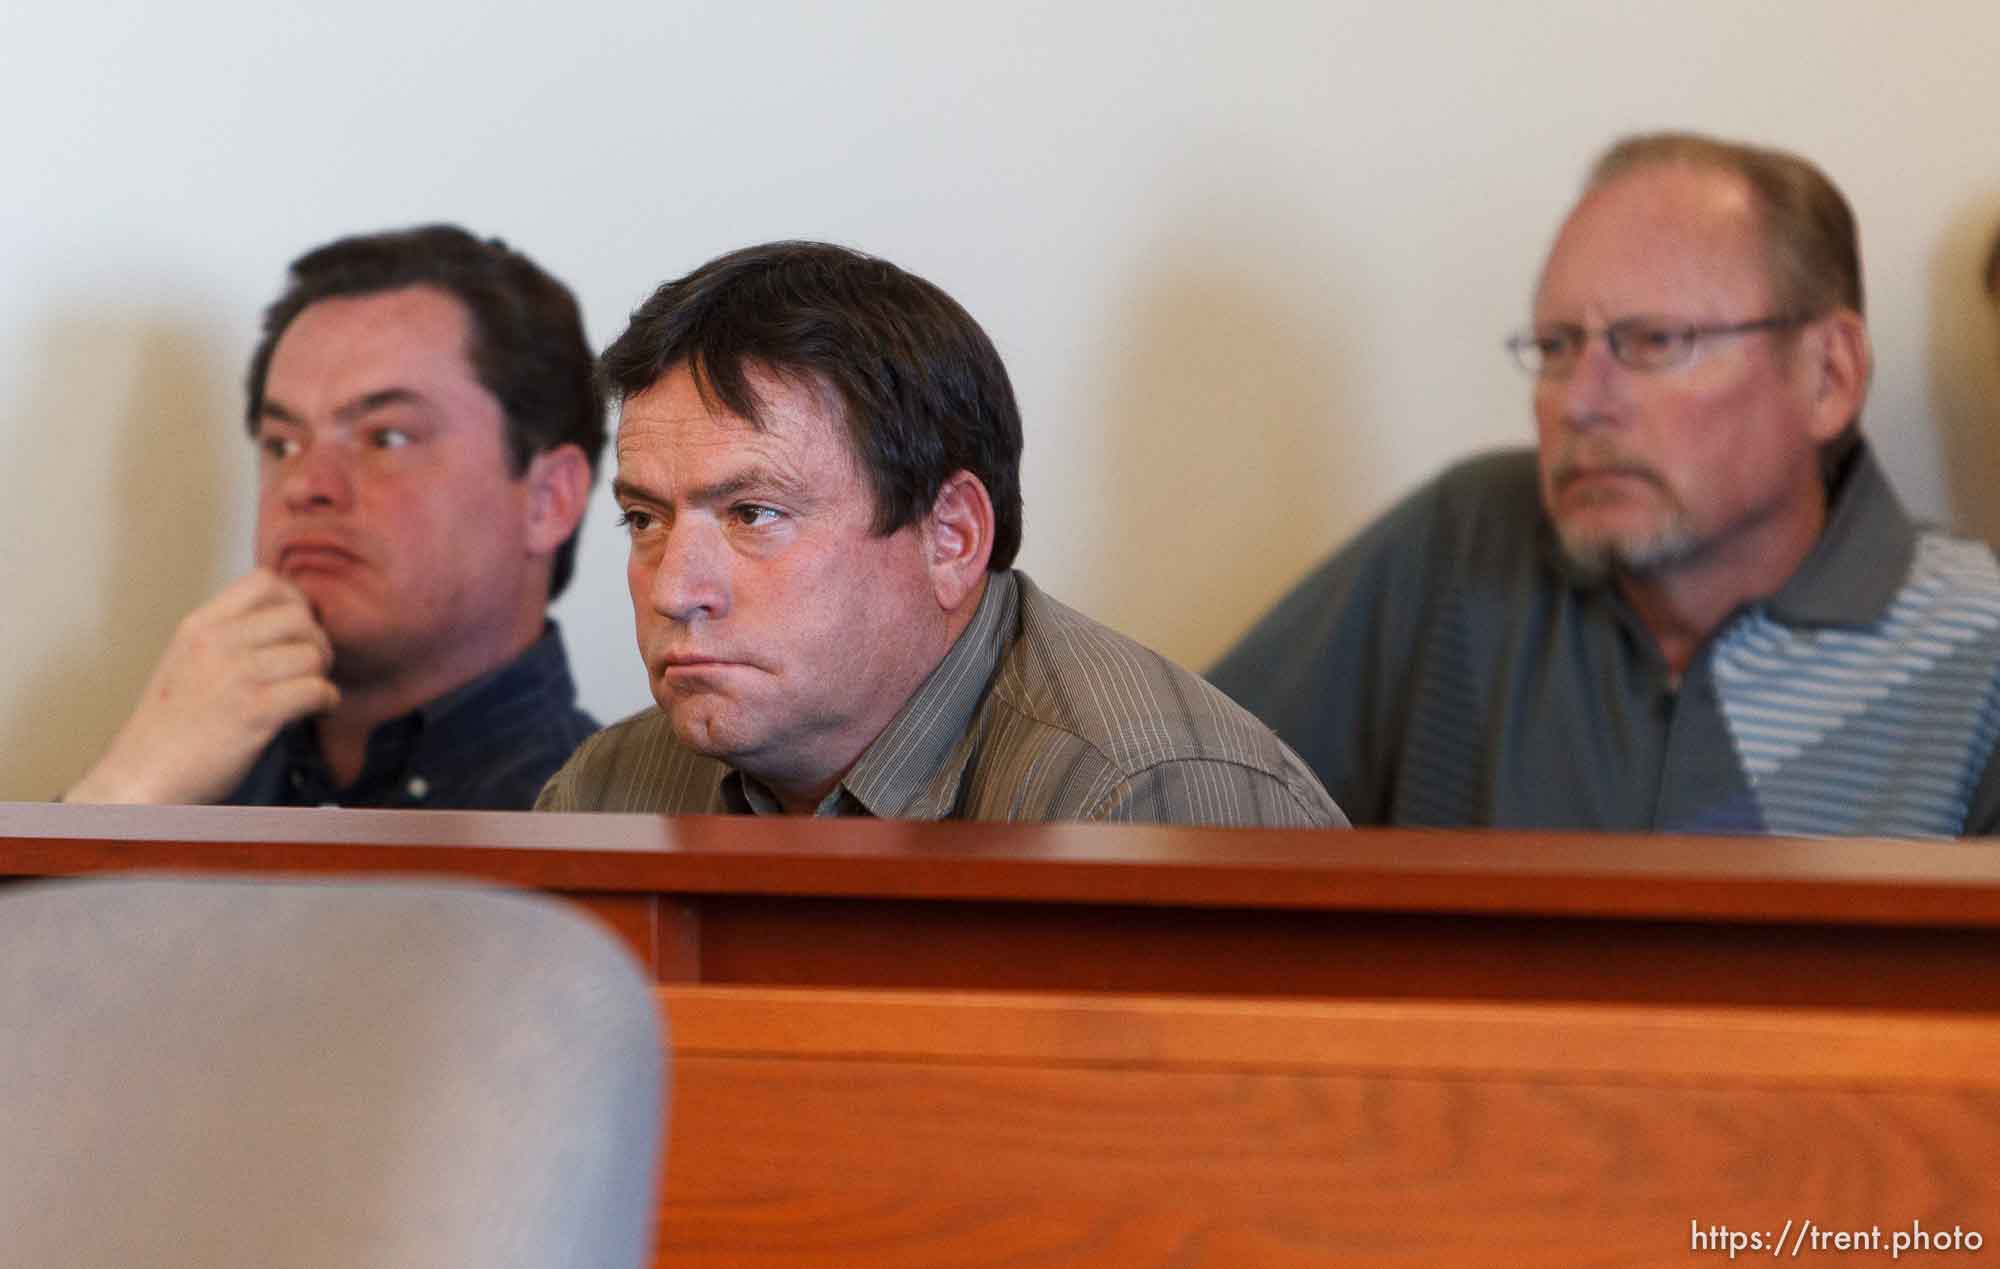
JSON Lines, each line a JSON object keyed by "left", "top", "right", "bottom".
{"left": 289, "top": 769, "right": 309, "bottom": 791}
{"left": 406, "top": 776, "right": 431, "bottom": 801}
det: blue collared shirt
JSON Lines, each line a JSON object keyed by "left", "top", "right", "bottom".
{"left": 224, "top": 622, "right": 597, "bottom": 810}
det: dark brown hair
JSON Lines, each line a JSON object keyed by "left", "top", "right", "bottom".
{"left": 600, "top": 241, "right": 1024, "bottom": 572}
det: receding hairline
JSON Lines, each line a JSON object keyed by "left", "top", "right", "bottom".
{"left": 1574, "top": 131, "right": 1863, "bottom": 318}
{"left": 1531, "top": 158, "right": 1769, "bottom": 318}
{"left": 1587, "top": 132, "right": 1760, "bottom": 190}
{"left": 1572, "top": 145, "right": 1775, "bottom": 269}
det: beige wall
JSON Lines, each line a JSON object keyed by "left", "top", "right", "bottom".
{"left": 5, "top": 0, "right": 1999, "bottom": 800}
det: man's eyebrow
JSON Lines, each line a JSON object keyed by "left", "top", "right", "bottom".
{"left": 254, "top": 388, "right": 430, "bottom": 428}
{"left": 613, "top": 465, "right": 811, "bottom": 508}
{"left": 334, "top": 388, "right": 429, "bottom": 422}
{"left": 611, "top": 475, "right": 658, "bottom": 505}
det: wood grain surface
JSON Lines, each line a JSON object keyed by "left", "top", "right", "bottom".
{"left": 658, "top": 988, "right": 2000, "bottom": 1268}
{"left": 11, "top": 800, "right": 2000, "bottom": 925}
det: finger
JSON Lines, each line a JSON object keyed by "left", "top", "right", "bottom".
{"left": 172, "top": 573, "right": 317, "bottom": 659}
{"left": 231, "top": 599, "right": 335, "bottom": 669}
{"left": 198, "top": 567, "right": 304, "bottom": 622}
{"left": 250, "top": 640, "right": 338, "bottom": 686}
{"left": 262, "top": 576, "right": 335, "bottom": 664}
{"left": 253, "top": 675, "right": 342, "bottom": 730}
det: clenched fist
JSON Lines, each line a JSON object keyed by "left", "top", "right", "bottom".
{"left": 65, "top": 569, "right": 342, "bottom": 803}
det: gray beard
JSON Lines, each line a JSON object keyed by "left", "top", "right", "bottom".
{"left": 1555, "top": 516, "right": 1704, "bottom": 583}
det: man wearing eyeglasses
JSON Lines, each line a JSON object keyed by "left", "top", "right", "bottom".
{"left": 1210, "top": 131, "right": 2000, "bottom": 835}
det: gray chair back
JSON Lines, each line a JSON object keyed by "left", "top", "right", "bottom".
{"left": 0, "top": 874, "right": 664, "bottom": 1269}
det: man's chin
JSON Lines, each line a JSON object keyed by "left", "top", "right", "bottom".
{"left": 1554, "top": 518, "right": 1702, "bottom": 581}
{"left": 318, "top": 621, "right": 406, "bottom": 690}
{"left": 660, "top": 700, "right": 758, "bottom": 763}
{"left": 287, "top": 574, "right": 369, "bottom": 627}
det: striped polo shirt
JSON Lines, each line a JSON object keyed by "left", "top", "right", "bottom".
{"left": 536, "top": 571, "right": 1343, "bottom": 827}
{"left": 1209, "top": 444, "right": 2000, "bottom": 836}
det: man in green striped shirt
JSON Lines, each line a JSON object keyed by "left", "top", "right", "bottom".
{"left": 538, "top": 242, "right": 1341, "bottom": 828}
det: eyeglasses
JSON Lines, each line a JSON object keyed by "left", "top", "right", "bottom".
{"left": 1505, "top": 313, "right": 1811, "bottom": 376}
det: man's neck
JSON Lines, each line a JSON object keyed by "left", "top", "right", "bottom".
{"left": 772, "top": 780, "right": 836, "bottom": 817}
{"left": 314, "top": 617, "right": 546, "bottom": 787}
{"left": 1616, "top": 490, "right": 1827, "bottom": 678}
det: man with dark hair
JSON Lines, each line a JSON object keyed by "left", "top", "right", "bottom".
{"left": 537, "top": 241, "right": 1340, "bottom": 826}
{"left": 1212, "top": 131, "right": 2000, "bottom": 835}
{"left": 66, "top": 225, "right": 606, "bottom": 808}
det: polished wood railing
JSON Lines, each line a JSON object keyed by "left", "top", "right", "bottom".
{"left": 8, "top": 803, "right": 2000, "bottom": 1266}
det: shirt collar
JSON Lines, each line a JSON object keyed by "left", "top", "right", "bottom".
{"left": 263, "top": 712, "right": 420, "bottom": 806}
{"left": 720, "top": 572, "right": 1017, "bottom": 819}
{"left": 1763, "top": 440, "right": 1915, "bottom": 626}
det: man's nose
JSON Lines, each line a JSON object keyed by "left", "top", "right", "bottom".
{"left": 278, "top": 441, "right": 356, "bottom": 511}
{"left": 648, "top": 521, "right": 730, "bottom": 624}
{"left": 1548, "top": 333, "right": 1624, "bottom": 432}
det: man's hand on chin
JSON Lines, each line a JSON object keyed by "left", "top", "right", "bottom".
{"left": 63, "top": 568, "right": 341, "bottom": 805}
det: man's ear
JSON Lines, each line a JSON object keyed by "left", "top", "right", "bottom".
{"left": 1803, "top": 308, "right": 1872, "bottom": 445}
{"left": 523, "top": 443, "right": 592, "bottom": 556}
{"left": 922, "top": 470, "right": 995, "bottom": 611}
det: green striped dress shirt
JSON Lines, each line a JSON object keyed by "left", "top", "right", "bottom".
{"left": 537, "top": 571, "right": 1345, "bottom": 827}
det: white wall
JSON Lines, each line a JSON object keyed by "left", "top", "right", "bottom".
{"left": 6, "top": 1, "right": 1999, "bottom": 800}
